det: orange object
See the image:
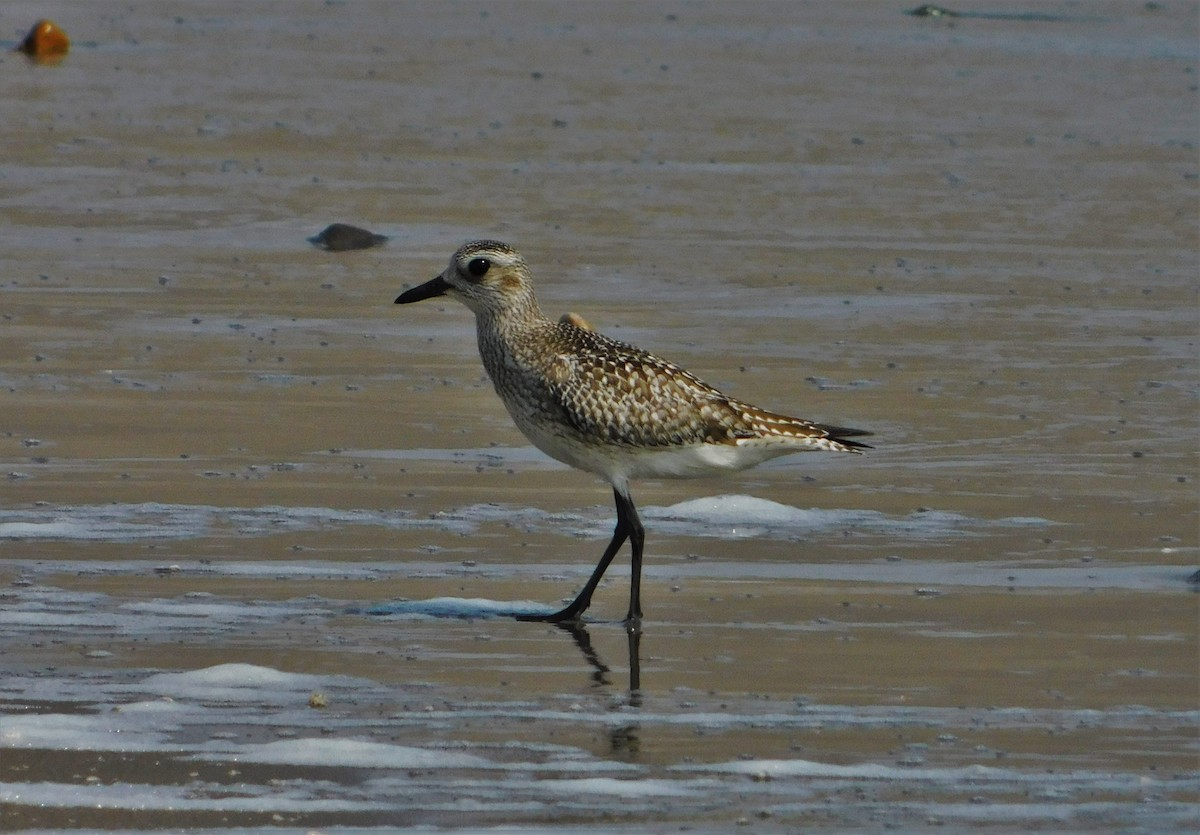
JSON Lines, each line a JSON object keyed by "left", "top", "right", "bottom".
{"left": 17, "top": 19, "right": 70, "bottom": 64}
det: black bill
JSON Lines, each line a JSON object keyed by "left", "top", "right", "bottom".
{"left": 395, "top": 275, "right": 451, "bottom": 304}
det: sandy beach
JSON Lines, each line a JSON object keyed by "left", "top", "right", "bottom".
{"left": 1, "top": 1, "right": 1196, "bottom": 831}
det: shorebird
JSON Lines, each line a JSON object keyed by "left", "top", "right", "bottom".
{"left": 395, "top": 241, "right": 870, "bottom": 624}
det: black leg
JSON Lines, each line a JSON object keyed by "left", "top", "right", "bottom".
{"left": 517, "top": 487, "right": 640, "bottom": 624}
{"left": 626, "top": 621, "right": 642, "bottom": 701}
{"left": 622, "top": 490, "right": 645, "bottom": 624}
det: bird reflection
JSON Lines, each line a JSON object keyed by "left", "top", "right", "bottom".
{"left": 554, "top": 621, "right": 643, "bottom": 757}
{"left": 555, "top": 621, "right": 641, "bottom": 697}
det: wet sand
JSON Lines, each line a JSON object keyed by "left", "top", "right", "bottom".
{"left": 1, "top": 1, "right": 1197, "bottom": 832}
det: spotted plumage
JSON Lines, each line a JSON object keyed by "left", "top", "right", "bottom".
{"left": 395, "top": 240, "right": 870, "bottom": 624}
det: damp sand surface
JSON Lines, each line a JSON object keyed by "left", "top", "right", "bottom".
{"left": 1, "top": 2, "right": 1197, "bottom": 832}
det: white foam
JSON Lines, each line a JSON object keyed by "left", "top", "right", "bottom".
{"left": 538, "top": 776, "right": 696, "bottom": 797}
{"left": 0, "top": 779, "right": 392, "bottom": 813}
{"left": 120, "top": 599, "right": 332, "bottom": 621}
{"left": 689, "top": 757, "right": 1014, "bottom": 781}
{"left": 197, "top": 737, "right": 494, "bottom": 769}
{"left": 653, "top": 494, "right": 840, "bottom": 525}
{"left": 136, "top": 663, "right": 339, "bottom": 701}
{"left": 0, "top": 712, "right": 173, "bottom": 753}
{"left": 362, "top": 597, "right": 555, "bottom": 619}
{"left": 643, "top": 494, "right": 1049, "bottom": 539}
{"left": 0, "top": 521, "right": 93, "bottom": 538}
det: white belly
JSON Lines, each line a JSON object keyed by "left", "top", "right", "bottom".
{"left": 517, "top": 415, "right": 806, "bottom": 488}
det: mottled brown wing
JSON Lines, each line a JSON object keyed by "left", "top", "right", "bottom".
{"left": 543, "top": 324, "right": 743, "bottom": 448}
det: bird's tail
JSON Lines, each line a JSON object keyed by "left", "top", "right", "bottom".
{"left": 816, "top": 423, "right": 873, "bottom": 452}
{"left": 728, "top": 401, "right": 873, "bottom": 453}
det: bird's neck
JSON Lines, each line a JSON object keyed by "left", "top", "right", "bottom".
{"left": 474, "top": 293, "right": 552, "bottom": 369}
{"left": 475, "top": 290, "right": 546, "bottom": 339}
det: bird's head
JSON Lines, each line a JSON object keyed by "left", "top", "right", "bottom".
{"left": 396, "top": 240, "right": 536, "bottom": 318}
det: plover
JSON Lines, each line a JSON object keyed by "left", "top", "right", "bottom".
{"left": 396, "top": 240, "right": 870, "bottom": 624}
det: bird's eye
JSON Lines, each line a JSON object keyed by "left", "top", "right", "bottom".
{"left": 466, "top": 258, "right": 491, "bottom": 279}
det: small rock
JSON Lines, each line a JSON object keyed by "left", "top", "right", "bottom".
{"left": 17, "top": 19, "right": 70, "bottom": 64}
{"left": 309, "top": 223, "right": 388, "bottom": 252}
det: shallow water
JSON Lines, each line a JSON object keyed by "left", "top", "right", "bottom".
{"left": 1, "top": 1, "right": 1197, "bottom": 832}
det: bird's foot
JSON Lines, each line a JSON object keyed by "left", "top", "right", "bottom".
{"left": 622, "top": 606, "right": 643, "bottom": 631}
{"left": 514, "top": 602, "right": 588, "bottom": 624}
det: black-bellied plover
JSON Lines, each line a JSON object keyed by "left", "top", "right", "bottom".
{"left": 396, "top": 241, "right": 870, "bottom": 624}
